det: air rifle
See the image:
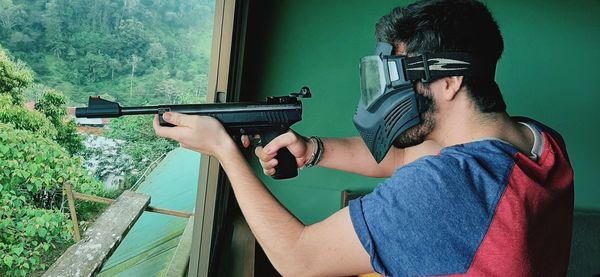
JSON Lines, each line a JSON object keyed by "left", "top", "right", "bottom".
{"left": 75, "top": 87, "right": 312, "bottom": 179}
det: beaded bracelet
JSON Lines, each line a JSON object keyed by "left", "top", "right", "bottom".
{"left": 303, "top": 137, "right": 318, "bottom": 166}
{"left": 305, "top": 136, "right": 324, "bottom": 168}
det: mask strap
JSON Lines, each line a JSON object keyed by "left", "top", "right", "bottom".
{"left": 403, "top": 53, "right": 496, "bottom": 82}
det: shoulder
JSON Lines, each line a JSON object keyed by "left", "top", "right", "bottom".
{"left": 348, "top": 141, "right": 518, "bottom": 276}
{"left": 512, "top": 116, "right": 571, "bottom": 162}
{"left": 512, "top": 116, "right": 567, "bottom": 145}
{"left": 385, "top": 140, "right": 517, "bottom": 193}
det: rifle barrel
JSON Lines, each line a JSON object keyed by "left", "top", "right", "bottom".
{"left": 121, "top": 106, "right": 162, "bottom": 115}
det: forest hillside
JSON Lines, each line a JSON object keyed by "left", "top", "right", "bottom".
{"left": 0, "top": 0, "right": 214, "bottom": 106}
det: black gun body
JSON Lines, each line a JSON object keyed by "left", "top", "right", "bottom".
{"left": 148, "top": 102, "right": 301, "bottom": 131}
{"left": 75, "top": 97, "right": 305, "bottom": 179}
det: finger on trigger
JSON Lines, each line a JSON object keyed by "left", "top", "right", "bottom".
{"left": 241, "top": 135, "right": 250, "bottom": 148}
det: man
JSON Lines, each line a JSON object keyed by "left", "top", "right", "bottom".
{"left": 154, "top": 0, "right": 574, "bottom": 276}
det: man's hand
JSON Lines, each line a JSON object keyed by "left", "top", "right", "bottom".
{"left": 253, "top": 130, "right": 313, "bottom": 176}
{"left": 253, "top": 133, "right": 442, "bottom": 178}
{"left": 153, "top": 112, "right": 234, "bottom": 159}
{"left": 152, "top": 114, "right": 375, "bottom": 275}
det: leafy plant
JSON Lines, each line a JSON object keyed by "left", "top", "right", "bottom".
{"left": 0, "top": 95, "right": 58, "bottom": 139}
{"left": 0, "top": 123, "right": 104, "bottom": 211}
{"left": 0, "top": 123, "right": 107, "bottom": 276}
{"left": 0, "top": 46, "right": 33, "bottom": 105}
{"left": 35, "top": 89, "right": 84, "bottom": 154}
{"left": 0, "top": 191, "right": 73, "bottom": 276}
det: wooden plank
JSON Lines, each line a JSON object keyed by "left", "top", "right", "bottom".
{"left": 73, "top": 192, "right": 191, "bottom": 218}
{"left": 146, "top": 206, "right": 192, "bottom": 218}
{"left": 73, "top": 192, "right": 113, "bottom": 205}
{"left": 65, "top": 183, "right": 81, "bottom": 241}
{"left": 43, "top": 191, "right": 151, "bottom": 277}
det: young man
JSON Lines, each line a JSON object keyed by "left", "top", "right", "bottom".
{"left": 154, "top": 0, "right": 574, "bottom": 275}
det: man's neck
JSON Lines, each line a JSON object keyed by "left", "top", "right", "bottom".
{"left": 430, "top": 110, "right": 534, "bottom": 154}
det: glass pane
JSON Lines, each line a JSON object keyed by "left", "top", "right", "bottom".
{"left": 0, "top": 1, "right": 215, "bottom": 275}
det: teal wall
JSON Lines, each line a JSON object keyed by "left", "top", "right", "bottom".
{"left": 240, "top": 0, "right": 600, "bottom": 225}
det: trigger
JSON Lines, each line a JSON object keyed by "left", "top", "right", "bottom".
{"left": 238, "top": 134, "right": 261, "bottom": 147}
{"left": 250, "top": 135, "right": 262, "bottom": 147}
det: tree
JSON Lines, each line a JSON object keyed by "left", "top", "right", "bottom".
{"left": 79, "top": 52, "right": 110, "bottom": 83}
{"left": 35, "top": 89, "right": 84, "bottom": 154}
{"left": 0, "top": 46, "right": 33, "bottom": 105}
{"left": 123, "top": 0, "right": 140, "bottom": 17}
{"left": 117, "top": 19, "right": 147, "bottom": 57}
{"left": 156, "top": 78, "right": 183, "bottom": 103}
{"left": 0, "top": 0, "right": 215, "bottom": 106}
{"left": 0, "top": 11, "right": 17, "bottom": 31}
{"left": 108, "top": 58, "right": 120, "bottom": 80}
{"left": 192, "top": 73, "right": 208, "bottom": 100}
{"left": 8, "top": 32, "right": 34, "bottom": 49}
{"left": 34, "top": 89, "right": 66, "bottom": 125}
{"left": 42, "top": 0, "right": 65, "bottom": 59}
{"left": 146, "top": 42, "right": 166, "bottom": 65}
{"left": 0, "top": 95, "right": 57, "bottom": 139}
{"left": 128, "top": 54, "right": 141, "bottom": 98}
{"left": 0, "top": 1, "right": 22, "bottom": 34}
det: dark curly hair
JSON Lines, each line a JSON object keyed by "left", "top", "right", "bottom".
{"left": 376, "top": 0, "right": 506, "bottom": 113}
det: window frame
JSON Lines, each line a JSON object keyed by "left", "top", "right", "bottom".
{"left": 188, "top": 0, "right": 249, "bottom": 275}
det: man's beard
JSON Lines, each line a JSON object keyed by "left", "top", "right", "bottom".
{"left": 392, "top": 84, "right": 436, "bottom": 149}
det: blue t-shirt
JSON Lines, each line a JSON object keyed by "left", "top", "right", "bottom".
{"left": 348, "top": 121, "right": 574, "bottom": 276}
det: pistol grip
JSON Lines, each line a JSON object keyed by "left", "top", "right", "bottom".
{"left": 261, "top": 130, "right": 298, "bottom": 179}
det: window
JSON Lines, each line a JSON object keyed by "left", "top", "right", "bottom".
{"left": 0, "top": 0, "right": 230, "bottom": 275}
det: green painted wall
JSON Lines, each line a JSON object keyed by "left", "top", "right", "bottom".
{"left": 240, "top": 0, "right": 600, "bottom": 225}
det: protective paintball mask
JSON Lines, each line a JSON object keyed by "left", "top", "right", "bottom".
{"left": 353, "top": 42, "right": 496, "bottom": 162}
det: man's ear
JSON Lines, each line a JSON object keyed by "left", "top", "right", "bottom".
{"left": 443, "top": 76, "right": 464, "bottom": 101}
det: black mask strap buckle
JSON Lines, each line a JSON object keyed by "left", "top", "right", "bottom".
{"left": 420, "top": 53, "right": 432, "bottom": 83}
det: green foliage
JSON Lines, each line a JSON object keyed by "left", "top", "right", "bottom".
{"left": 0, "top": 123, "right": 104, "bottom": 207}
{"left": 34, "top": 88, "right": 66, "bottom": 125}
{"left": 105, "top": 115, "right": 177, "bottom": 184}
{"left": 0, "top": 2, "right": 216, "bottom": 272}
{"left": 56, "top": 120, "right": 85, "bottom": 155}
{"left": 0, "top": 191, "right": 72, "bottom": 276}
{"left": 35, "top": 89, "right": 84, "bottom": 154}
{"left": 0, "top": 0, "right": 215, "bottom": 106}
{"left": 0, "top": 123, "right": 106, "bottom": 276}
{"left": 0, "top": 95, "right": 57, "bottom": 139}
{"left": 22, "top": 83, "right": 48, "bottom": 102}
{"left": 0, "top": 46, "right": 33, "bottom": 105}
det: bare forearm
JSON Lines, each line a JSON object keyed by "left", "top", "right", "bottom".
{"left": 216, "top": 141, "right": 308, "bottom": 275}
{"left": 315, "top": 137, "right": 442, "bottom": 177}
{"left": 317, "top": 137, "right": 401, "bottom": 177}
